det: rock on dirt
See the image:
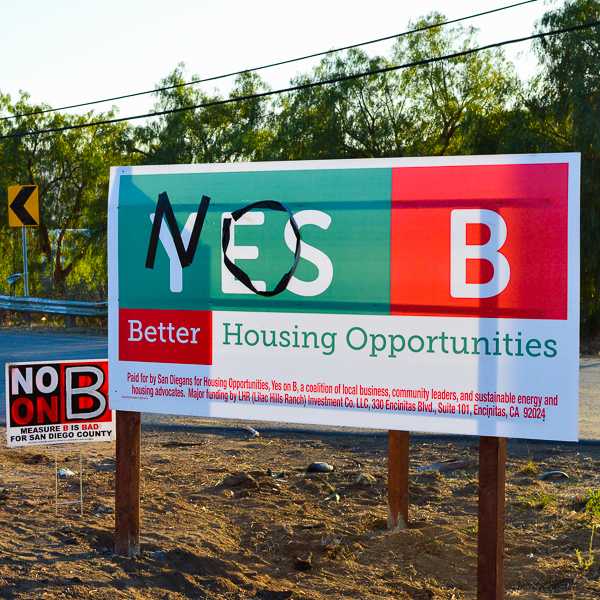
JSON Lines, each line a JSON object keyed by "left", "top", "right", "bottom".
{"left": 539, "top": 470, "right": 570, "bottom": 481}
{"left": 294, "top": 552, "right": 313, "bottom": 571}
{"left": 242, "top": 425, "right": 260, "bottom": 438}
{"left": 307, "top": 462, "right": 334, "bottom": 473}
{"left": 415, "top": 459, "right": 472, "bottom": 474}
{"left": 57, "top": 468, "right": 76, "bottom": 479}
{"left": 222, "top": 471, "right": 260, "bottom": 489}
{"left": 353, "top": 472, "right": 377, "bottom": 486}
{"left": 323, "top": 492, "right": 340, "bottom": 503}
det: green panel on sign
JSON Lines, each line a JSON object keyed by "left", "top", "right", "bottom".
{"left": 118, "top": 168, "right": 391, "bottom": 314}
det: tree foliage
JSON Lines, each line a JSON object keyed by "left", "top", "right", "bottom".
{"left": 0, "top": 93, "right": 131, "bottom": 297}
{"left": 533, "top": 0, "right": 600, "bottom": 331}
{"left": 134, "top": 65, "right": 273, "bottom": 164}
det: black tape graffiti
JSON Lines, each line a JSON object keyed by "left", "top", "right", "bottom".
{"left": 145, "top": 192, "right": 210, "bottom": 269}
{"left": 222, "top": 200, "right": 301, "bottom": 297}
{"left": 145, "top": 193, "right": 301, "bottom": 297}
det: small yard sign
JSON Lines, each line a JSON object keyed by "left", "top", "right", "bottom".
{"left": 5, "top": 359, "right": 114, "bottom": 447}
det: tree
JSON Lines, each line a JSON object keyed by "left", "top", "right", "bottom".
{"left": 267, "top": 14, "right": 517, "bottom": 160}
{"left": 533, "top": 0, "right": 600, "bottom": 331}
{"left": 135, "top": 64, "right": 273, "bottom": 164}
{"left": 0, "top": 93, "right": 131, "bottom": 297}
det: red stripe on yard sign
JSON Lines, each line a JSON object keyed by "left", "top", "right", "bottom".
{"left": 390, "top": 163, "right": 568, "bottom": 319}
{"left": 119, "top": 308, "right": 212, "bottom": 364}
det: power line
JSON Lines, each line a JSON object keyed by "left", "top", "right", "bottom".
{"left": 2, "top": 18, "right": 598, "bottom": 141}
{"left": 0, "top": 0, "right": 540, "bottom": 122}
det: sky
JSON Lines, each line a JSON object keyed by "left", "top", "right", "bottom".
{"left": 0, "top": 0, "right": 562, "bottom": 121}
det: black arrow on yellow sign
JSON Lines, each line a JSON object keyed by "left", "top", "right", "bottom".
{"left": 8, "top": 185, "right": 39, "bottom": 226}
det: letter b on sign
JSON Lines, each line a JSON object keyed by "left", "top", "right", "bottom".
{"left": 66, "top": 365, "right": 107, "bottom": 420}
{"left": 450, "top": 209, "right": 510, "bottom": 299}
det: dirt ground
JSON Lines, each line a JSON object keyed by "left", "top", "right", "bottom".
{"left": 0, "top": 424, "right": 599, "bottom": 599}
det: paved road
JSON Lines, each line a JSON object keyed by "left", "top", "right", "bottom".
{"left": 1, "top": 329, "right": 599, "bottom": 440}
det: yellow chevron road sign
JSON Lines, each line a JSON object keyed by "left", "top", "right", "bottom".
{"left": 8, "top": 184, "right": 39, "bottom": 227}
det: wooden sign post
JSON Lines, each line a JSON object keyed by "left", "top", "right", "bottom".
{"left": 477, "top": 436, "right": 507, "bottom": 600}
{"left": 387, "top": 430, "right": 409, "bottom": 530}
{"left": 115, "top": 411, "right": 141, "bottom": 557}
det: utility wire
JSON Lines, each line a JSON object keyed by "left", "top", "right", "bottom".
{"left": 2, "top": 18, "right": 598, "bottom": 141}
{"left": 0, "top": 0, "right": 540, "bottom": 122}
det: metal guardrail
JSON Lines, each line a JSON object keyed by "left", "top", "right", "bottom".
{"left": 0, "top": 295, "right": 107, "bottom": 317}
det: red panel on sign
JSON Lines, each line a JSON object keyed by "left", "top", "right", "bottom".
{"left": 390, "top": 163, "right": 568, "bottom": 319}
{"left": 119, "top": 308, "right": 212, "bottom": 364}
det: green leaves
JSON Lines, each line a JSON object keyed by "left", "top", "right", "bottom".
{"left": 135, "top": 66, "right": 273, "bottom": 164}
{"left": 531, "top": 0, "right": 600, "bottom": 332}
{"left": 0, "top": 92, "right": 131, "bottom": 297}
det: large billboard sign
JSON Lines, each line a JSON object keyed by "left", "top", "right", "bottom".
{"left": 5, "top": 359, "right": 114, "bottom": 447}
{"left": 108, "top": 155, "right": 580, "bottom": 441}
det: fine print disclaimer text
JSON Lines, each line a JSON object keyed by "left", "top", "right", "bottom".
{"left": 124, "top": 370, "right": 557, "bottom": 423}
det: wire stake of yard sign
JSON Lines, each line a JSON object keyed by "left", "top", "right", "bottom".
{"left": 54, "top": 449, "right": 58, "bottom": 516}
